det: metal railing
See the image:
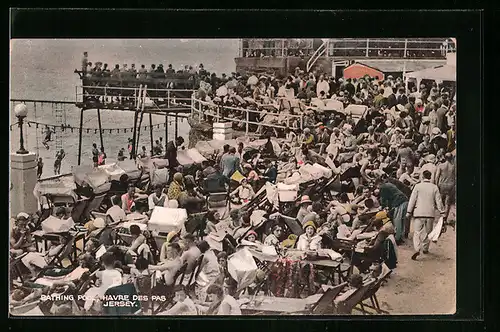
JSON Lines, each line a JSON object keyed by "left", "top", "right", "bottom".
{"left": 240, "top": 39, "right": 314, "bottom": 58}
{"left": 307, "top": 40, "right": 329, "bottom": 72}
{"left": 327, "top": 38, "right": 452, "bottom": 59}
{"left": 76, "top": 85, "right": 194, "bottom": 108}
{"left": 190, "top": 94, "right": 304, "bottom": 135}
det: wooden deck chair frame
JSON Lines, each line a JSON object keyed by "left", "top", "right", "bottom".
{"left": 71, "top": 197, "right": 92, "bottom": 224}
{"left": 10, "top": 252, "right": 29, "bottom": 285}
{"left": 332, "top": 238, "right": 357, "bottom": 281}
{"left": 251, "top": 258, "right": 274, "bottom": 296}
{"left": 187, "top": 254, "right": 205, "bottom": 290}
{"left": 151, "top": 263, "right": 189, "bottom": 315}
{"left": 353, "top": 270, "right": 392, "bottom": 315}
{"left": 42, "top": 233, "right": 79, "bottom": 271}
{"left": 306, "top": 281, "right": 348, "bottom": 315}
{"left": 82, "top": 192, "right": 108, "bottom": 221}
{"left": 335, "top": 279, "right": 376, "bottom": 315}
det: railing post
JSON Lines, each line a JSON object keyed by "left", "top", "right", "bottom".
{"left": 246, "top": 109, "right": 249, "bottom": 135}
{"left": 300, "top": 115, "right": 303, "bottom": 130}
{"left": 366, "top": 39, "right": 369, "bottom": 57}
{"left": 404, "top": 39, "right": 408, "bottom": 58}
{"left": 167, "top": 90, "right": 170, "bottom": 108}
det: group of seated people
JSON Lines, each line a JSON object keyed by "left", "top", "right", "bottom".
{"left": 10, "top": 65, "right": 455, "bottom": 315}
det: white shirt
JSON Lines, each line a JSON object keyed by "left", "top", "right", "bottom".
{"left": 316, "top": 80, "right": 330, "bottom": 97}
{"left": 148, "top": 193, "right": 168, "bottom": 210}
{"left": 218, "top": 295, "right": 241, "bottom": 315}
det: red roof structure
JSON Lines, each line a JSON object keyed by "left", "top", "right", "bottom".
{"left": 343, "top": 62, "right": 385, "bottom": 80}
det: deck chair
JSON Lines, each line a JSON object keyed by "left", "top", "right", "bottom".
{"left": 332, "top": 239, "right": 357, "bottom": 282}
{"left": 43, "top": 233, "right": 79, "bottom": 269}
{"left": 335, "top": 279, "right": 376, "bottom": 314}
{"left": 354, "top": 270, "right": 392, "bottom": 315}
{"left": 71, "top": 197, "right": 92, "bottom": 223}
{"left": 187, "top": 254, "right": 205, "bottom": 289}
{"left": 309, "top": 282, "right": 348, "bottom": 315}
{"left": 151, "top": 263, "right": 188, "bottom": 315}
{"left": 102, "top": 283, "right": 141, "bottom": 316}
{"left": 10, "top": 252, "right": 29, "bottom": 285}
{"left": 82, "top": 192, "right": 108, "bottom": 220}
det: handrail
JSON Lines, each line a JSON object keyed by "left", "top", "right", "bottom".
{"left": 190, "top": 95, "right": 304, "bottom": 135}
{"left": 307, "top": 40, "right": 328, "bottom": 73}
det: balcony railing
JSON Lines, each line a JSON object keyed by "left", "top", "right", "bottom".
{"left": 239, "top": 38, "right": 454, "bottom": 60}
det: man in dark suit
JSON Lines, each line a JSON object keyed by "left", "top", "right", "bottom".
{"left": 166, "top": 136, "right": 185, "bottom": 182}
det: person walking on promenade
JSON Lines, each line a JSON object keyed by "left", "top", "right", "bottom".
{"left": 406, "top": 170, "right": 446, "bottom": 261}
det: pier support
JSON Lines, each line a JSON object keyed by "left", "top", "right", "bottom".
{"left": 149, "top": 113, "right": 154, "bottom": 155}
{"left": 174, "top": 112, "right": 179, "bottom": 138}
{"left": 97, "top": 109, "right": 104, "bottom": 151}
{"left": 131, "top": 111, "right": 138, "bottom": 159}
{"left": 10, "top": 152, "right": 38, "bottom": 217}
{"left": 77, "top": 108, "right": 84, "bottom": 165}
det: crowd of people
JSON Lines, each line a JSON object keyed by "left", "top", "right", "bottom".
{"left": 10, "top": 59, "right": 456, "bottom": 316}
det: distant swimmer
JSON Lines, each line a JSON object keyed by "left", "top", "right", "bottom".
{"left": 54, "top": 149, "right": 65, "bottom": 175}
{"left": 42, "top": 126, "right": 53, "bottom": 150}
{"left": 37, "top": 157, "right": 44, "bottom": 179}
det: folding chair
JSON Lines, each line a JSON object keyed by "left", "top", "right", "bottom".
{"left": 187, "top": 254, "right": 205, "bottom": 290}
{"left": 310, "top": 282, "right": 348, "bottom": 315}
{"left": 10, "top": 252, "right": 29, "bottom": 285}
{"left": 151, "top": 263, "right": 188, "bottom": 315}
{"left": 354, "top": 270, "right": 392, "bottom": 315}
{"left": 332, "top": 239, "right": 357, "bottom": 282}
{"left": 335, "top": 279, "right": 376, "bottom": 314}
{"left": 43, "top": 233, "right": 79, "bottom": 270}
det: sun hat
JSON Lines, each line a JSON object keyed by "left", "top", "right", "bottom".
{"left": 303, "top": 220, "right": 317, "bottom": 230}
{"left": 303, "top": 128, "right": 311, "bottom": 134}
{"left": 300, "top": 195, "right": 312, "bottom": 205}
{"left": 425, "top": 154, "right": 437, "bottom": 163}
{"left": 431, "top": 127, "right": 441, "bottom": 135}
{"left": 385, "top": 120, "right": 392, "bottom": 127}
{"left": 375, "top": 211, "right": 390, "bottom": 223}
{"left": 396, "top": 104, "right": 405, "bottom": 112}
{"left": 245, "top": 230, "right": 258, "bottom": 239}
{"left": 17, "top": 212, "right": 29, "bottom": 220}
{"left": 167, "top": 230, "right": 180, "bottom": 243}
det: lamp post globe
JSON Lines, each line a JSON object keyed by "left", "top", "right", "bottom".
{"left": 14, "top": 103, "right": 29, "bottom": 154}
{"left": 14, "top": 103, "right": 28, "bottom": 118}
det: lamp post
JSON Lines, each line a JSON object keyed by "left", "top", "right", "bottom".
{"left": 14, "top": 103, "right": 29, "bottom": 155}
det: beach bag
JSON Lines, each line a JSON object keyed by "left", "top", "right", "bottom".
{"left": 227, "top": 248, "right": 258, "bottom": 290}
{"left": 41, "top": 216, "right": 75, "bottom": 233}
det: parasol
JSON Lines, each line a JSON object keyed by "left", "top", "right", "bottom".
{"left": 247, "top": 75, "right": 258, "bottom": 86}
{"left": 216, "top": 85, "right": 228, "bottom": 97}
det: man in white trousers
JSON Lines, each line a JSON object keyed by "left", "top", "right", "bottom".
{"left": 406, "top": 170, "right": 446, "bottom": 260}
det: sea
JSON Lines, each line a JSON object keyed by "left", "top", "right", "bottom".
{"left": 10, "top": 39, "right": 239, "bottom": 178}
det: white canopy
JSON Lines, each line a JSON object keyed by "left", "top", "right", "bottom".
{"left": 405, "top": 65, "right": 456, "bottom": 82}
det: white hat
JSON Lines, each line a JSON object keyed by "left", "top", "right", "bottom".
{"left": 17, "top": 212, "right": 29, "bottom": 219}
{"left": 303, "top": 128, "right": 311, "bottom": 134}
{"left": 385, "top": 120, "right": 392, "bottom": 127}
{"left": 425, "top": 154, "right": 437, "bottom": 163}
{"left": 396, "top": 104, "right": 405, "bottom": 112}
{"left": 415, "top": 99, "right": 423, "bottom": 105}
{"left": 431, "top": 127, "right": 441, "bottom": 135}
{"left": 168, "top": 200, "right": 179, "bottom": 208}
